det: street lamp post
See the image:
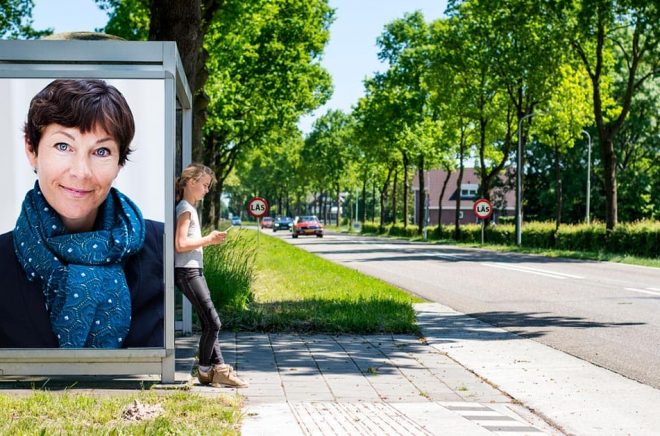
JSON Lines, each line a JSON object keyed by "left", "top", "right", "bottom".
{"left": 581, "top": 130, "right": 592, "bottom": 224}
{"left": 515, "top": 112, "right": 541, "bottom": 246}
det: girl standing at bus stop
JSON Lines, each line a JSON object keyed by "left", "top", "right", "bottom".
{"left": 174, "top": 163, "right": 247, "bottom": 388}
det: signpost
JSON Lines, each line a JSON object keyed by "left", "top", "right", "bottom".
{"left": 247, "top": 197, "right": 269, "bottom": 242}
{"left": 473, "top": 198, "right": 493, "bottom": 244}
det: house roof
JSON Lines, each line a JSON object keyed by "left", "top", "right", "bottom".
{"left": 412, "top": 167, "right": 515, "bottom": 210}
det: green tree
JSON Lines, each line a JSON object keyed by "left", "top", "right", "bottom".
{"left": 95, "top": 0, "right": 149, "bottom": 39}
{"left": 449, "top": 0, "right": 566, "bottom": 238}
{"left": 374, "top": 11, "right": 447, "bottom": 233}
{"left": 202, "top": 0, "right": 332, "bottom": 222}
{"left": 534, "top": 64, "right": 593, "bottom": 229}
{"left": 556, "top": 0, "right": 659, "bottom": 229}
{"left": 0, "top": 0, "right": 51, "bottom": 39}
{"left": 303, "top": 110, "right": 354, "bottom": 226}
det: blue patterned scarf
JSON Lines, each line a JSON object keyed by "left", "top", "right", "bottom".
{"left": 13, "top": 182, "right": 145, "bottom": 348}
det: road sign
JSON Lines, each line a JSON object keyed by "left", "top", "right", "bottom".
{"left": 473, "top": 198, "right": 493, "bottom": 220}
{"left": 247, "top": 197, "right": 269, "bottom": 218}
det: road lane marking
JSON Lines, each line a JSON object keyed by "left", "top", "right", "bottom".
{"left": 624, "top": 287, "right": 660, "bottom": 296}
{"left": 480, "top": 262, "right": 584, "bottom": 280}
{"left": 647, "top": 287, "right": 660, "bottom": 292}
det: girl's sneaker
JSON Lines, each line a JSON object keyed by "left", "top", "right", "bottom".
{"left": 197, "top": 366, "right": 213, "bottom": 385}
{"left": 211, "top": 364, "right": 249, "bottom": 388}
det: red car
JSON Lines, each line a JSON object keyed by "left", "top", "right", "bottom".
{"left": 292, "top": 215, "right": 323, "bottom": 238}
{"left": 261, "top": 216, "right": 274, "bottom": 229}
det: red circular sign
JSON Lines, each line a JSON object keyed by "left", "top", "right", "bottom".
{"left": 247, "top": 197, "right": 269, "bottom": 218}
{"left": 473, "top": 198, "right": 493, "bottom": 220}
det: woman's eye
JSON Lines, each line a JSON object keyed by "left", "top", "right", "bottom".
{"left": 55, "top": 143, "right": 69, "bottom": 152}
{"left": 95, "top": 147, "right": 111, "bottom": 157}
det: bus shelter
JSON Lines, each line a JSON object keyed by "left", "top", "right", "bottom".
{"left": 0, "top": 40, "right": 191, "bottom": 383}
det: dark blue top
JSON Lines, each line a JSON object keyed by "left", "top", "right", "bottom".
{"left": 0, "top": 220, "right": 164, "bottom": 348}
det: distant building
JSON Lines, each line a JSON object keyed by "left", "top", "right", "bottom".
{"left": 412, "top": 168, "right": 515, "bottom": 225}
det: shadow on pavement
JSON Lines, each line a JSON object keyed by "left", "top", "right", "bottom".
{"left": 416, "top": 309, "right": 644, "bottom": 343}
{"left": 466, "top": 310, "right": 644, "bottom": 338}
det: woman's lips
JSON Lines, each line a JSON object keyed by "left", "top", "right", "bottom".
{"left": 61, "top": 185, "right": 92, "bottom": 198}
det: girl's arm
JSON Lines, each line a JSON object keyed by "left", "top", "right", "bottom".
{"left": 175, "top": 211, "right": 225, "bottom": 253}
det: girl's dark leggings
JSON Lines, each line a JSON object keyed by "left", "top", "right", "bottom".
{"left": 175, "top": 267, "right": 224, "bottom": 366}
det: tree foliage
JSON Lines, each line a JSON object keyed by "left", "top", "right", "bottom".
{"left": 0, "top": 0, "right": 51, "bottom": 39}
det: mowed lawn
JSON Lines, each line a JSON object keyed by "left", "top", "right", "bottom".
{"left": 219, "top": 230, "right": 424, "bottom": 334}
{"left": 0, "top": 391, "right": 242, "bottom": 435}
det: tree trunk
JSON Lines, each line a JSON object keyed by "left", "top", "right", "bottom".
{"left": 372, "top": 182, "right": 376, "bottom": 223}
{"left": 336, "top": 184, "right": 341, "bottom": 227}
{"left": 417, "top": 156, "right": 425, "bottom": 235}
{"left": 601, "top": 137, "right": 617, "bottom": 229}
{"left": 438, "top": 168, "right": 452, "bottom": 227}
{"left": 403, "top": 153, "right": 409, "bottom": 227}
{"left": 554, "top": 145, "right": 562, "bottom": 232}
{"left": 149, "top": 0, "right": 223, "bottom": 161}
{"left": 361, "top": 178, "right": 367, "bottom": 223}
{"left": 379, "top": 167, "right": 393, "bottom": 231}
{"left": 391, "top": 168, "right": 398, "bottom": 225}
{"left": 455, "top": 128, "right": 466, "bottom": 240}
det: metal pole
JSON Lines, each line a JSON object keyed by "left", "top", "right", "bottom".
{"left": 516, "top": 112, "right": 543, "bottom": 246}
{"left": 424, "top": 191, "right": 429, "bottom": 240}
{"left": 581, "top": 130, "right": 592, "bottom": 224}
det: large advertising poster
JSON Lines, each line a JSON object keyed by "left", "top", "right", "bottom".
{"left": 0, "top": 78, "right": 165, "bottom": 350}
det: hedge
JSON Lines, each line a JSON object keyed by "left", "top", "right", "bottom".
{"left": 361, "top": 221, "right": 659, "bottom": 258}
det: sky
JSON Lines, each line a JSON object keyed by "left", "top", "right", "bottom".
{"left": 31, "top": 0, "right": 447, "bottom": 134}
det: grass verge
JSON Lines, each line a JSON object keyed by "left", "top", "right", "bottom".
{"left": 0, "top": 391, "right": 242, "bottom": 435}
{"left": 214, "top": 230, "right": 423, "bottom": 334}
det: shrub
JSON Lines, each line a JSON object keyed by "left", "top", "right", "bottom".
{"left": 388, "top": 224, "right": 419, "bottom": 237}
{"left": 360, "top": 218, "right": 659, "bottom": 258}
{"left": 521, "top": 221, "right": 556, "bottom": 249}
{"left": 361, "top": 223, "right": 387, "bottom": 234}
{"left": 606, "top": 221, "right": 660, "bottom": 258}
{"left": 485, "top": 223, "right": 515, "bottom": 245}
{"left": 555, "top": 223, "right": 605, "bottom": 251}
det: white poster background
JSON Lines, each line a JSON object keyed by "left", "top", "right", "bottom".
{"left": 0, "top": 78, "right": 165, "bottom": 233}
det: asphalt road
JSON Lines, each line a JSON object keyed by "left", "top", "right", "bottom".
{"left": 268, "top": 230, "right": 660, "bottom": 390}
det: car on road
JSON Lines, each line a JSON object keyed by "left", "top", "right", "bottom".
{"left": 231, "top": 216, "right": 242, "bottom": 226}
{"left": 261, "top": 216, "right": 274, "bottom": 229}
{"left": 292, "top": 215, "right": 323, "bottom": 238}
{"left": 273, "top": 216, "right": 293, "bottom": 232}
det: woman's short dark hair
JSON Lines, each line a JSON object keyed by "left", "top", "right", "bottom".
{"left": 24, "top": 79, "right": 135, "bottom": 166}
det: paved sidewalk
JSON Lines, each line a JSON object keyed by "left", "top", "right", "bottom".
{"left": 416, "top": 303, "right": 660, "bottom": 436}
{"left": 205, "top": 313, "right": 558, "bottom": 435}
{"left": 214, "top": 302, "right": 660, "bottom": 435}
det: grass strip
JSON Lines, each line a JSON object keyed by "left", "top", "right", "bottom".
{"left": 216, "top": 230, "right": 423, "bottom": 334}
{"left": 0, "top": 390, "right": 242, "bottom": 435}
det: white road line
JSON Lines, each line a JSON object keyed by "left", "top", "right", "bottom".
{"left": 624, "top": 287, "right": 660, "bottom": 296}
{"left": 499, "top": 264, "right": 584, "bottom": 279}
{"left": 647, "top": 287, "right": 660, "bottom": 292}
{"left": 481, "top": 262, "right": 575, "bottom": 279}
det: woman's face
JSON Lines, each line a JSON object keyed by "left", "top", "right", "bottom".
{"left": 25, "top": 123, "right": 122, "bottom": 233}
{"left": 187, "top": 174, "right": 212, "bottom": 203}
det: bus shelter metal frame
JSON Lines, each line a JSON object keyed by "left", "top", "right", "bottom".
{"left": 0, "top": 40, "right": 191, "bottom": 383}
